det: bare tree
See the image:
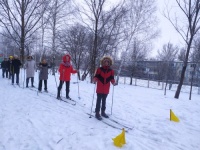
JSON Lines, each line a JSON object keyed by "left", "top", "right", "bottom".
{"left": 58, "top": 24, "right": 92, "bottom": 80}
{"left": 38, "top": 1, "right": 52, "bottom": 61}
{"left": 115, "top": 0, "right": 159, "bottom": 83}
{"left": 0, "top": 0, "right": 49, "bottom": 64}
{"left": 0, "top": 32, "right": 18, "bottom": 57}
{"left": 191, "top": 38, "right": 200, "bottom": 62}
{"left": 46, "top": 0, "right": 73, "bottom": 74}
{"left": 77, "top": 0, "right": 125, "bottom": 82}
{"left": 157, "top": 42, "right": 179, "bottom": 61}
{"left": 164, "top": 0, "right": 200, "bottom": 98}
{"left": 178, "top": 48, "right": 186, "bottom": 61}
{"left": 124, "top": 39, "right": 149, "bottom": 85}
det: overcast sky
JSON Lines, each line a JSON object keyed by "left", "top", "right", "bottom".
{"left": 108, "top": 0, "right": 184, "bottom": 58}
{"left": 151, "top": 0, "right": 186, "bottom": 57}
{"left": 82, "top": 0, "right": 186, "bottom": 58}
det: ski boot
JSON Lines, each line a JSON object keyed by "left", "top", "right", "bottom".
{"left": 57, "top": 97, "right": 62, "bottom": 100}
{"left": 66, "top": 96, "right": 72, "bottom": 100}
{"left": 95, "top": 113, "right": 102, "bottom": 120}
{"left": 101, "top": 112, "right": 109, "bottom": 118}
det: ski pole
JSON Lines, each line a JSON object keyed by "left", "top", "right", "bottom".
{"left": 54, "top": 73, "right": 58, "bottom": 88}
{"left": 37, "top": 67, "right": 40, "bottom": 96}
{"left": 77, "top": 73, "right": 81, "bottom": 99}
{"left": 20, "top": 68, "right": 22, "bottom": 86}
{"left": 53, "top": 64, "right": 58, "bottom": 88}
{"left": 60, "top": 69, "right": 66, "bottom": 99}
{"left": 89, "top": 83, "right": 96, "bottom": 118}
{"left": 23, "top": 68, "right": 25, "bottom": 89}
{"left": 11, "top": 67, "right": 15, "bottom": 84}
{"left": 111, "top": 84, "right": 115, "bottom": 115}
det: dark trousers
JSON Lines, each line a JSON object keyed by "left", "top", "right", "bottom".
{"left": 8, "top": 71, "right": 12, "bottom": 79}
{"left": 95, "top": 93, "right": 108, "bottom": 114}
{"left": 2, "top": 69, "right": 8, "bottom": 78}
{"left": 57, "top": 81, "right": 70, "bottom": 98}
{"left": 26, "top": 77, "right": 34, "bottom": 87}
{"left": 38, "top": 80, "right": 47, "bottom": 91}
{"left": 12, "top": 73, "right": 19, "bottom": 84}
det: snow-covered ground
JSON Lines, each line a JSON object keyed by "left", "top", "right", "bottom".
{"left": 0, "top": 69, "right": 200, "bottom": 150}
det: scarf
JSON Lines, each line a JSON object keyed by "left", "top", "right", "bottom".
{"left": 62, "top": 61, "right": 71, "bottom": 67}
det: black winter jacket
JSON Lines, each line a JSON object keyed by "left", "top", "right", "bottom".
{"left": 11, "top": 59, "right": 22, "bottom": 74}
{"left": 1, "top": 60, "right": 9, "bottom": 70}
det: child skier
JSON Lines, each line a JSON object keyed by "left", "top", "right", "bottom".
{"left": 57, "top": 54, "right": 77, "bottom": 100}
{"left": 93, "top": 56, "right": 116, "bottom": 120}
{"left": 38, "top": 58, "right": 50, "bottom": 92}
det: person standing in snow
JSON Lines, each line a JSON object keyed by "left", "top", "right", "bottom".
{"left": 8, "top": 56, "right": 13, "bottom": 79}
{"left": 93, "top": 56, "right": 116, "bottom": 120}
{"left": 57, "top": 54, "right": 77, "bottom": 100}
{"left": 25, "top": 56, "right": 36, "bottom": 87}
{"left": 11, "top": 55, "right": 22, "bottom": 85}
{"left": 1, "top": 58, "right": 9, "bottom": 78}
{"left": 38, "top": 58, "right": 50, "bottom": 92}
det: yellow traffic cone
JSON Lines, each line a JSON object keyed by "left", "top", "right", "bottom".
{"left": 112, "top": 128, "right": 126, "bottom": 147}
{"left": 170, "top": 109, "right": 180, "bottom": 122}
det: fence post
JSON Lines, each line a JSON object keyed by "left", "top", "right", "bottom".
{"left": 135, "top": 78, "right": 137, "bottom": 86}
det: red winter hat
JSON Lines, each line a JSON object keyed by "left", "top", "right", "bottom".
{"left": 62, "top": 54, "right": 71, "bottom": 62}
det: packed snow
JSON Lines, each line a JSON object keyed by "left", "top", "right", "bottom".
{"left": 0, "top": 69, "right": 200, "bottom": 150}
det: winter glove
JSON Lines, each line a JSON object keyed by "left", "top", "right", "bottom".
{"left": 112, "top": 82, "right": 118, "bottom": 86}
{"left": 93, "top": 78, "right": 98, "bottom": 84}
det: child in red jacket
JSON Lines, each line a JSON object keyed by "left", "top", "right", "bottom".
{"left": 93, "top": 56, "right": 116, "bottom": 120}
{"left": 57, "top": 54, "right": 77, "bottom": 100}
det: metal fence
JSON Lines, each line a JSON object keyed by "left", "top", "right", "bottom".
{"left": 113, "top": 61, "right": 200, "bottom": 95}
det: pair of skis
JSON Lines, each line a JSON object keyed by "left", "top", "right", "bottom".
{"left": 87, "top": 113, "right": 133, "bottom": 132}
{"left": 11, "top": 83, "right": 20, "bottom": 88}
{"left": 37, "top": 89, "right": 76, "bottom": 106}
{"left": 26, "top": 86, "right": 76, "bottom": 106}
{"left": 56, "top": 97, "right": 76, "bottom": 106}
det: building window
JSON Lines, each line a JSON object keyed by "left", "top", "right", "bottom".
{"left": 190, "top": 64, "right": 196, "bottom": 68}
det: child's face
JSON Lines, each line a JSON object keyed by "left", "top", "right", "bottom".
{"left": 42, "top": 59, "right": 46, "bottom": 63}
{"left": 103, "top": 59, "right": 110, "bottom": 66}
{"left": 66, "top": 56, "right": 69, "bottom": 61}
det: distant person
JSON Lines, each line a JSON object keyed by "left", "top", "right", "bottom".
{"left": 8, "top": 56, "right": 13, "bottom": 79}
{"left": 38, "top": 58, "right": 50, "bottom": 92}
{"left": 11, "top": 55, "right": 22, "bottom": 85}
{"left": 1, "top": 58, "right": 9, "bottom": 78}
{"left": 57, "top": 54, "right": 77, "bottom": 100}
{"left": 25, "top": 56, "right": 36, "bottom": 87}
{"left": 93, "top": 56, "right": 116, "bottom": 120}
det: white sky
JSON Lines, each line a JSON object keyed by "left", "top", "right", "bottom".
{"left": 0, "top": 0, "right": 186, "bottom": 59}
{"left": 64, "top": 0, "right": 185, "bottom": 60}
{"left": 153, "top": 0, "right": 184, "bottom": 57}
{"left": 0, "top": 70, "right": 200, "bottom": 149}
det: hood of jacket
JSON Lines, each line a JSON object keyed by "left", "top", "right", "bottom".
{"left": 62, "top": 54, "right": 71, "bottom": 63}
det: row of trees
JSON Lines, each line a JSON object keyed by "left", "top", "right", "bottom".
{"left": 0, "top": 0, "right": 159, "bottom": 78}
{"left": 156, "top": 41, "right": 200, "bottom": 62}
{"left": 0, "top": 0, "right": 200, "bottom": 99}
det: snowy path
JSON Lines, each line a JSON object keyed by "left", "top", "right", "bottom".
{"left": 0, "top": 70, "right": 200, "bottom": 150}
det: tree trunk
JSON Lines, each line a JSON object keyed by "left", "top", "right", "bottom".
{"left": 21, "top": 1, "right": 25, "bottom": 64}
{"left": 90, "top": 18, "right": 98, "bottom": 83}
{"left": 174, "top": 65, "right": 187, "bottom": 98}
